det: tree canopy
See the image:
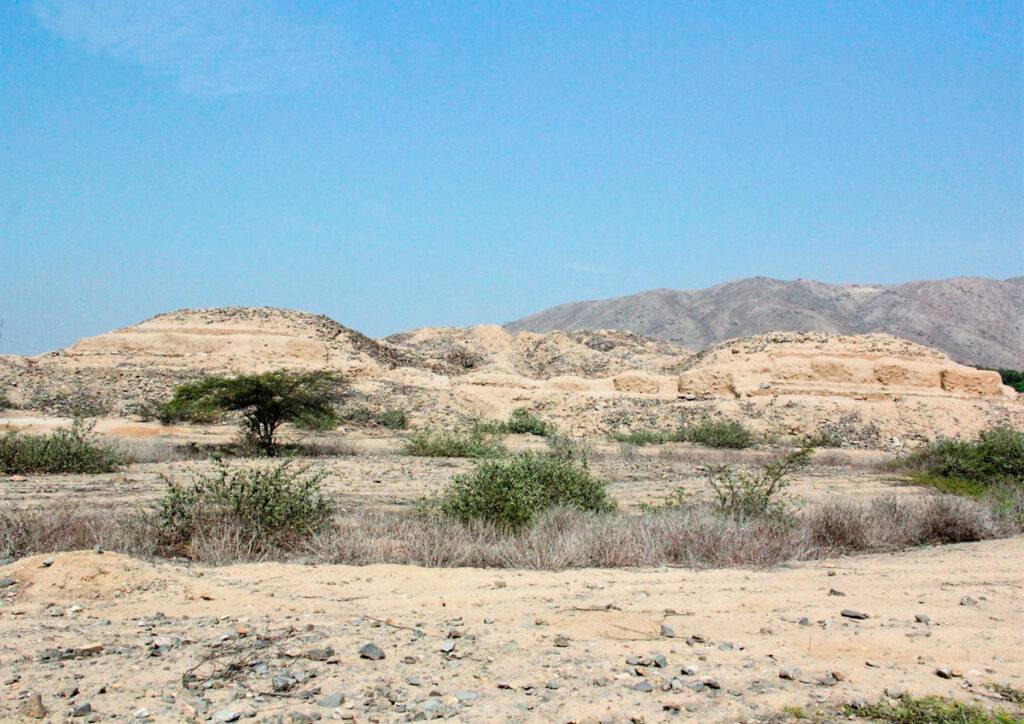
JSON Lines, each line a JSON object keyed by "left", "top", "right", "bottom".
{"left": 159, "top": 370, "right": 342, "bottom": 455}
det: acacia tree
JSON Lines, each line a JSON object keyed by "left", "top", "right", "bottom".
{"left": 159, "top": 370, "right": 342, "bottom": 455}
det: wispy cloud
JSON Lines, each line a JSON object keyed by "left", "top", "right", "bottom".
{"left": 33, "top": 1, "right": 347, "bottom": 96}
{"left": 564, "top": 262, "right": 615, "bottom": 275}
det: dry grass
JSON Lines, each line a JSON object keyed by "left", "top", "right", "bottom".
{"left": 2, "top": 493, "right": 1017, "bottom": 569}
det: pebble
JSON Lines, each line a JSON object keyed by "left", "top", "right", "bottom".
{"left": 20, "top": 692, "right": 47, "bottom": 719}
{"left": 317, "top": 693, "right": 345, "bottom": 708}
{"left": 358, "top": 643, "right": 385, "bottom": 661}
{"left": 71, "top": 702, "right": 92, "bottom": 717}
{"left": 841, "top": 609, "right": 869, "bottom": 620}
{"left": 212, "top": 710, "right": 242, "bottom": 722}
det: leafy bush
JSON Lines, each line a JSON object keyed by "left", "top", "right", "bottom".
{"left": 439, "top": 452, "right": 614, "bottom": 530}
{"left": 677, "top": 417, "right": 756, "bottom": 449}
{"left": 848, "top": 693, "right": 1023, "bottom": 724}
{"left": 293, "top": 408, "right": 340, "bottom": 431}
{"left": 0, "top": 420, "right": 124, "bottom": 474}
{"left": 159, "top": 370, "right": 343, "bottom": 455}
{"left": 403, "top": 428, "right": 506, "bottom": 458}
{"left": 338, "top": 405, "right": 409, "bottom": 430}
{"left": 377, "top": 407, "right": 409, "bottom": 430}
{"left": 702, "top": 446, "right": 813, "bottom": 520}
{"left": 500, "top": 408, "right": 556, "bottom": 436}
{"left": 610, "top": 429, "right": 670, "bottom": 446}
{"left": 0, "top": 391, "right": 14, "bottom": 411}
{"left": 155, "top": 459, "right": 333, "bottom": 549}
{"left": 611, "top": 418, "right": 756, "bottom": 449}
{"left": 902, "top": 427, "right": 1024, "bottom": 489}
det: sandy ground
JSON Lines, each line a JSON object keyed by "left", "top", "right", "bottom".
{"left": 2, "top": 414, "right": 1020, "bottom": 722}
{"left": 0, "top": 541, "right": 1022, "bottom": 723}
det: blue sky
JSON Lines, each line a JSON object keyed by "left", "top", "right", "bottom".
{"left": 1, "top": 1, "right": 1021, "bottom": 354}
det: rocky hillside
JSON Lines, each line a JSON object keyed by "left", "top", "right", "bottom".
{"left": 506, "top": 276, "right": 1024, "bottom": 369}
{"left": 1, "top": 307, "right": 1020, "bottom": 444}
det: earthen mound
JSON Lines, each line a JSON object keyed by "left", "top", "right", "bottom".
{"left": 385, "top": 326, "right": 690, "bottom": 379}
{"left": 678, "top": 332, "right": 1014, "bottom": 400}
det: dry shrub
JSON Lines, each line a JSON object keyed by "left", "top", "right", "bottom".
{"left": 0, "top": 507, "right": 158, "bottom": 560}
{"left": 2, "top": 493, "right": 1019, "bottom": 570}
{"left": 911, "top": 495, "right": 1004, "bottom": 543}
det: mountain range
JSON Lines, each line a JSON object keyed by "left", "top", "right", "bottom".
{"left": 505, "top": 276, "right": 1024, "bottom": 369}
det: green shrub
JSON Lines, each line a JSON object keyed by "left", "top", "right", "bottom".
{"left": 293, "top": 408, "right": 340, "bottom": 431}
{"left": 403, "top": 428, "right": 506, "bottom": 458}
{"left": 0, "top": 420, "right": 124, "bottom": 474}
{"left": 338, "top": 405, "right": 409, "bottom": 430}
{"left": 0, "top": 392, "right": 14, "bottom": 411}
{"left": 155, "top": 459, "right": 333, "bottom": 548}
{"left": 501, "top": 408, "right": 556, "bottom": 436}
{"left": 702, "top": 447, "right": 813, "bottom": 520}
{"left": 848, "top": 693, "right": 1023, "bottom": 724}
{"left": 439, "top": 452, "right": 614, "bottom": 530}
{"left": 903, "top": 427, "right": 1024, "bottom": 487}
{"left": 610, "top": 429, "right": 670, "bottom": 446}
{"left": 676, "top": 417, "right": 755, "bottom": 448}
{"left": 377, "top": 407, "right": 409, "bottom": 430}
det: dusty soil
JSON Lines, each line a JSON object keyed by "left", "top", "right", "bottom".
{"left": 0, "top": 388, "right": 1021, "bottom": 721}
{"left": 1, "top": 540, "right": 1021, "bottom": 723}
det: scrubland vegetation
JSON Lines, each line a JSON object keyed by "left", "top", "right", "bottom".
{"left": 2, "top": 422, "right": 1021, "bottom": 567}
{"left": 611, "top": 416, "right": 755, "bottom": 449}
{"left": 2, "top": 375, "right": 1021, "bottom": 572}
{"left": 0, "top": 420, "right": 124, "bottom": 474}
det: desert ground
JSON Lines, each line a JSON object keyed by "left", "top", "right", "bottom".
{"left": 0, "top": 417, "right": 1021, "bottom": 723}
{"left": 1, "top": 309, "right": 1023, "bottom": 722}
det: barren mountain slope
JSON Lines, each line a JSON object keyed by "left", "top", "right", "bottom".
{"left": 506, "top": 276, "right": 1024, "bottom": 368}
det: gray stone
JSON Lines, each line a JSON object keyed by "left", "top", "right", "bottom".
{"left": 212, "top": 711, "right": 241, "bottom": 723}
{"left": 303, "top": 645, "right": 334, "bottom": 661}
{"left": 317, "top": 693, "right": 345, "bottom": 708}
{"left": 272, "top": 676, "right": 293, "bottom": 693}
{"left": 960, "top": 596, "right": 977, "bottom": 607}
{"left": 0, "top": 578, "right": 15, "bottom": 588}
{"left": 779, "top": 667, "right": 800, "bottom": 680}
{"left": 72, "top": 702, "right": 92, "bottom": 717}
{"left": 359, "top": 643, "right": 385, "bottom": 661}
{"left": 653, "top": 655, "right": 668, "bottom": 668}
{"left": 20, "top": 693, "right": 46, "bottom": 719}
{"left": 915, "top": 614, "right": 931, "bottom": 624}
{"left": 440, "top": 640, "right": 456, "bottom": 654}
{"left": 634, "top": 681, "right": 654, "bottom": 693}
{"left": 660, "top": 624, "right": 676, "bottom": 638}
{"left": 841, "top": 609, "right": 869, "bottom": 620}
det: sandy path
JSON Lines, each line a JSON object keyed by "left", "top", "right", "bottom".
{"left": 1, "top": 538, "right": 1021, "bottom": 722}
